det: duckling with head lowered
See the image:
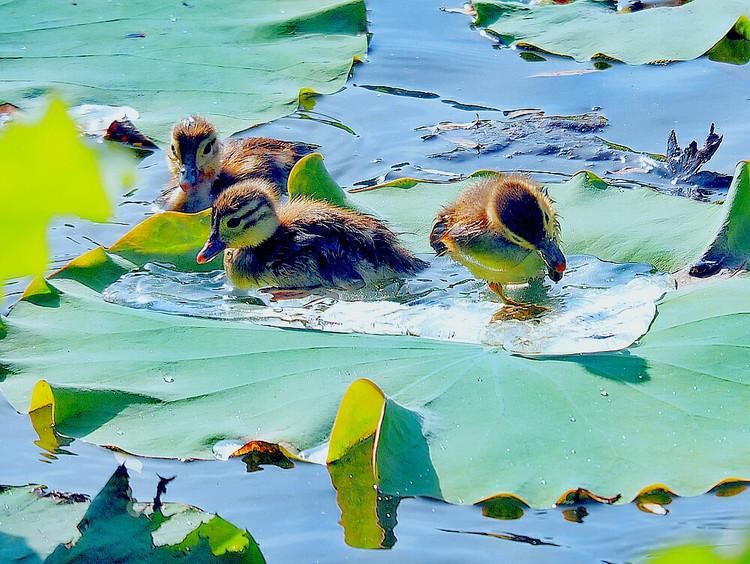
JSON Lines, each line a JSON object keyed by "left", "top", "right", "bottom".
{"left": 430, "top": 175, "right": 565, "bottom": 319}
{"left": 159, "top": 116, "right": 315, "bottom": 213}
{"left": 197, "top": 180, "right": 428, "bottom": 294}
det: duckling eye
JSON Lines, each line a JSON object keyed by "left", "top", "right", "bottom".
{"left": 170, "top": 144, "right": 177, "bottom": 157}
{"left": 227, "top": 217, "right": 241, "bottom": 228}
{"left": 203, "top": 141, "right": 214, "bottom": 155}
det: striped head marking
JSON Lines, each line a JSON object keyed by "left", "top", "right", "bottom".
{"left": 197, "top": 181, "right": 281, "bottom": 265}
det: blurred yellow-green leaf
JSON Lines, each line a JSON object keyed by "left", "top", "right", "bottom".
{"left": 0, "top": 99, "right": 114, "bottom": 297}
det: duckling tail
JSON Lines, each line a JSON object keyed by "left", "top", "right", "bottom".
{"left": 429, "top": 217, "right": 450, "bottom": 256}
{"left": 294, "top": 141, "right": 319, "bottom": 157}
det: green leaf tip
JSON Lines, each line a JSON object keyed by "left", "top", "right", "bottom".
{"left": 51, "top": 247, "right": 134, "bottom": 292}
{"left": 288, "top": 152, "right": 352, "bottom": 208}
{"left": 108, "top": 209, "right": 214, "bottom": 272}
{"left": 690, "top": 160, "right": 750, "bottom": 273}
{"left": 20, "top": 277, "right": 61, "bottom": 308}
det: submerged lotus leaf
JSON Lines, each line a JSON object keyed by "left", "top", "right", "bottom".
{"left": 2, "top": 273, "right": 750, "bottom": 508}
{"left": 352, "top": 162, "right": 750, "bottom": 273}
{"left": 0, "top": 0, "right": 368, "bottom": 139}
{"left": 0, "top": 99, "right": 116, "bottom": 297}
{"left": 0, "top": 466, "right": 264, "bottom": 562}
{"left": 471, "top": 0, "right": 750, "bottom": 64}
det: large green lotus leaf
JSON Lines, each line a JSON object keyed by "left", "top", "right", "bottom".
{"left": 2, "top": 273, "right": 750, "bottom": 508}
{"left": 0, "top": 99, "right": 125, "bottom": 298}
{"left": 0, "top": 466, "right": 264, "bottom": 562}
{"left": 0, "top": 0, "right": 367, "bottom": 139}
{"left": 472, "top": 0, "right": 749, "bottom": 64}
{"left": 350, "top": 162, "right": 750, "bottom": 273}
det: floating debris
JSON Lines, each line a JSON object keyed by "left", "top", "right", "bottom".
{"left": 665, "top": 123, "right": 723, "bottom": 181}
{"left": 106, "top": 118, "right": 159, "bottom": 150}
{"left": 418, "top": 109, "right": 609, "bottom": 159}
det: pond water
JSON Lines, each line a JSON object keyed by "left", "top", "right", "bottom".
{"left": 3, "top": 0, "right": 750, "bottom": 561}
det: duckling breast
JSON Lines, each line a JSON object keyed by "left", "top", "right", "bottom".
{"left": 453, "top": 235, "right": 545, "bottom": 285}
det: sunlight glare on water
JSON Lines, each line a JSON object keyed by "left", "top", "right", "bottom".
{"left": 102, "top": 254, "right": 673, "bottom": 355}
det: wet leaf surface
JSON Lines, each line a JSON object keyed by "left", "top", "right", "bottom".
{"left": 0, "top": 0, "right": 368, "bottom": 139}
{"left": 7, "top": 269, "right": 746, "bottom": 509}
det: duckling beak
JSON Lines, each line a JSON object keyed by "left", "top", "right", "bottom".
{"left": 196, "top": 236, "right": 226, "bottom": 264}
{"left": 538, "top": 238, "right": 566, "bottom": 282}
{"left": 179, "top": 161, "right": 199, "bottom": 192}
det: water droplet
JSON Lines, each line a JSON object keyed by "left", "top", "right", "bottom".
{"left": 599, "top": 388, "right": 609, "bottom": 397}
{"left": 540, "top": 479, "right": 547, "bottom": 486}
{"left": 569, "top": 416, "right": 577, "bottom": 423}
{"left": 163, "top": 376, "right": 174, "bottom": 383}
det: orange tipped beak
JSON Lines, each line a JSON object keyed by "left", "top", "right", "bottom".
{"left": 538, "top": 238, "right": 566, "bottom": 283}
{"left": 196, "top": 237, "right": 226, "bottom": 265}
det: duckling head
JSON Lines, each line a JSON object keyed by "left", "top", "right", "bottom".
{"left": 196, "top": 180, "right": 281, "bottom": 264}
{"left": 486, "top": 176, "right": 566, "bottom": 282}
{"left": 168, "top": 115, "right": 221, "bottom": 193}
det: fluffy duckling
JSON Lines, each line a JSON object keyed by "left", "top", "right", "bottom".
{"left": 159, "top": 116, "right": 315, "bottom": 213}
{"left": 197, "top": 180, "right": 427, "bottom": 293}
{"left": 430, "top": 175, "right": 565, "bottom": 319}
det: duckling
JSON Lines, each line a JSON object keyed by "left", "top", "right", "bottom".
{"left": 430, "top": 175, "right": 565, "bottom": 320}
{"left": 159, "top": 115, "right": 315, "bottom": 213}
{"left": 196, "top": 180, "right": 428, "bottom": 293}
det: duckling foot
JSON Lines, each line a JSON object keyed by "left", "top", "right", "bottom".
{"left": 265, "top": 288, "right": 314, "bottom": 302}
{"left": 492, "top": 303, "right": 549, "bottom": 322}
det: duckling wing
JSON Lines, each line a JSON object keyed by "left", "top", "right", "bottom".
{"left": 291, "top": 229, "right": 367, "bottom": 291}
{"left": 430, "top": 216, "right": 487, "bottom": 256}
{"left": 429, "top": 216, "right": 450, "bottom": 256}
{"left": 157, "top": 183, "right": 187, "bottom": 212}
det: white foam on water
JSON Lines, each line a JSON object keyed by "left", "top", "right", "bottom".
{"left": 102, "top": 255, "right": 674, "bottom": 356}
